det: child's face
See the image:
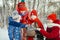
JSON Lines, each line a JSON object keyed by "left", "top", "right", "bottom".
{"left": 46, "top": 19, "right": 54, "bottom": 28}
{"left": 20, "top": 11, "right": 26, "bottom": 16}
{"left": 20, "top": 11, "right": 25, "bottom": 14}
{"left": 47, "top": 19, "right": 53, "bottom": 23}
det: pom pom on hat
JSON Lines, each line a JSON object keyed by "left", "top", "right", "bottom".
{"left": 18, "top": 2, "right": 25, "bottom": 6}
{"left": 16, "top": 2, "right": 27, "bottom": 13}
{"left": 21, "top": 0, "right": 25, "bottom": 2}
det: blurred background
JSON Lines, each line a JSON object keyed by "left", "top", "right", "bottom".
{"left": 0, "top": 0, "right": 60, "bottom": 40}
{"left": 0, "top": 0, "right": 60, "bottom": 28}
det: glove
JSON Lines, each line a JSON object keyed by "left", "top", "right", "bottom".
{"left": 36, "top": 28, "right": 41, "bottom": 31}
{"left": 25, "top": 24, "right": 29, "bottom": 27}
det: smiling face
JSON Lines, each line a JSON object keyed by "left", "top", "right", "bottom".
{"left": 46, "top": 19, "right": 54, "bottom": 28}
{"left": 20, "top": 11, "right": 27, "bottom": 16}
{"left": 18, "top": 2, "right": 27, "bottom": 11}
{"left": 17, "top": 2, "right": 27, "bottom": 15}
{"left": 47, "top": 19, "right": 53, "bottom": 23}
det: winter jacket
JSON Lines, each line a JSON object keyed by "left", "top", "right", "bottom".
{"left": 40, "top": 20, "right": 60, "bottom": 40}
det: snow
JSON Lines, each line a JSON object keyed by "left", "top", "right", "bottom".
{"left": 0, "top": 25, "right": 47, "bottom": 40}
{"left": 0, "top": 28, "right": 9, "bottom": 40}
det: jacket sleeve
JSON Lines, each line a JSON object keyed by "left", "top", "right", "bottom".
{"left": 20, "top": 24, "right": 27, "bottom": 28}
{"left": 8, "top": 17, "right": 26, "bottom": 27}
{"left": 8, "top": 17, "right": 20, "bottom": 27}
{"left": 40, "top": 27, "right": 59, "bottom": 38}
{"left": 34, "top": 18, "right": 44, "bottom": 29}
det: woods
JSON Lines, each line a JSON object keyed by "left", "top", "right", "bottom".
{"left": 0, "top": 0, "right": 60, "bottom": 28}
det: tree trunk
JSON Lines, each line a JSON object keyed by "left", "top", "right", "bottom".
{"left": 13, "top": 0, "right": 16, "bottom": 10}
{"left": 2, "top": 0, "right": 6, "bottom": 27}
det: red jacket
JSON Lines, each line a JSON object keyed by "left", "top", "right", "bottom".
{"left": 27, "top": 10, "right": 44, "bottom": 40}
{"left": 40, "top": 20, "right": 60, "bottom": 40}
{"left": 34, "top": 18, "right": 44, "bottom": 29}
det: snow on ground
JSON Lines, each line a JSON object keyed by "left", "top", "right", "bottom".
{"left": 0, "top": 25, "right": 47, "bottom": 40}
{"left": 0, "top": 27, "right": 9, "bottom": 40}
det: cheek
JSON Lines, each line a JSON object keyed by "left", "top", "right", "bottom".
{"left": 47, "top": 20, "right": 53, "bottom": 23}
{"left": 46, "top": 20, "right": 50, "bottom": 23}
{"left": 22, "top": 12, "right": 25, "bottom": 14}
{"left": 20, "top": 11, "right": 26, "bottom": 14}
{"left": 49, "top": 20, "right": 53, "bottom": 23}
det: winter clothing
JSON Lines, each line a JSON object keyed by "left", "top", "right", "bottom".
{"left": 31, "top": 10, "right": 37, "bottom": 16}
{"left": 39, "top": 20, "right": 60, "bottom": 40}
{"left": 16, "top": 2, "right": 27, "bottom": 14}
{"left": 8, "top": 1, "right": 28, "bottom": 40}
{"left": 27, "top": 10, "right": 44, "bottom": 40}
{"left": 8, "top": 11, "right": 27, "bottom": 40}
{"left": 38, "top": 13, "right": 60, "bottom": 40}
{"left": 47, "top": 13, "right": 56, "bottom": 21}
{"left": 16, "top": 2, "right": 29, "bottom": 40}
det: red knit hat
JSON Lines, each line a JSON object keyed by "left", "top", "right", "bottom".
{"left": 18, "top": 2, "right": 27, "bottom": 11}
{"left": 47, "top": 13, "right": 57, "bottom": 21}
{"left": 18, "top": 2, "right": 25, "bottom": 6}
{"left": 16, "top": 2, "right": 27, "bottom": 13}
{"left": 31, "top": 10, "right": 37, "bottom": 16}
